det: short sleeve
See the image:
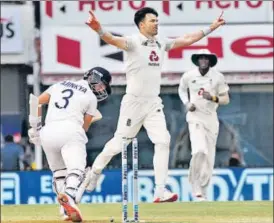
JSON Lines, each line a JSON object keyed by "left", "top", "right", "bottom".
{"left": 86, "top": 94, "right": 98, "bottom": 116}
{"left": 218, "top": 74, "right": 229, "bottom": 94}
{"left": 164, "top": 38, "right": 175, "bottom": 51}
{"left": 125, "top": 36, "right": 135, "bottom": 51}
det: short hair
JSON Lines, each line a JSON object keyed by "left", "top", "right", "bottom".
{"left": 5, "top": 135, "right": 14, "bottom": 143}
{"left": 134, "top": 7, "right": 158, "bottom": 28}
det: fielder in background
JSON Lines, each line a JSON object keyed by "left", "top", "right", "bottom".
{"left": 28, "top": 67, "right": 112, "bottom": 222}
{"left": 178, "top": 49, "right": 230, "bottom": 201}
{"left": 85, "top": 7, "right": 226, "bottom": 202}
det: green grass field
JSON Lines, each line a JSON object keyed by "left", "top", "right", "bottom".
{"left": 1, "top": 201, "right": 273, "bottom": 223}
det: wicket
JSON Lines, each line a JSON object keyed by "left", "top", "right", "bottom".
{"left": 122, "top": 138, "right": 139, "bottom": 223}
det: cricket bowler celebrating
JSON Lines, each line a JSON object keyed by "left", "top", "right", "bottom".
{"left": 28, "top": 67, "right": 112, "bottom": 222}
{"left": 85, "top": 7, "right": 226, "bottom": 202}
{"left": 178, "top": 49, "right": 230, "bottom": 201}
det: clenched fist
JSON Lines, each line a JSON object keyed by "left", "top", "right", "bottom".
{"left": 202, "top": 91, "right": 212, "bottom": 101}
{"left": 186, "top": 103, "right": 196, "bottom": 112}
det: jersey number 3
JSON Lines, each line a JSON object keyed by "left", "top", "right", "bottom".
{"left": 55, "top": 89, "right": 74, "bottom": 109}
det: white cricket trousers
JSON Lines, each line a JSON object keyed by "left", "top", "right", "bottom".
{"left": 40, "top": 121, "right": 87, "bottom": 172}
{"left": 92, "top": 94, "right": 171, "bottom": 186}
{"left": 188, "top": 121, "right": 219, "bottom": 197}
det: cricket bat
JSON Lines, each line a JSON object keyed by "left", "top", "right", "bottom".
{"left": 29, "top": 93, "right": 39, "bottom": 117}
{"left": 29, "top": 94, "right": 40, "bottom": 129}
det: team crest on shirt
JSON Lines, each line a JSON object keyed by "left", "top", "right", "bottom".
{"left": 149, "top": 51, "right": 160, "bottom": 66}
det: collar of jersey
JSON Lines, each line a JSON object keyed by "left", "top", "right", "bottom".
{"left": 197, "top": 67, "right": 212, "bottom": 77}
{"left": 139, "top": 33, "right": 158, "bottom": 44}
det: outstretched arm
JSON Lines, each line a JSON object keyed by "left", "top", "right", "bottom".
{"left": 85, "top": 11, "right": 129, "bottom": 51}
{"left": 171, "top": 12, "right": 225, "bottom": 49}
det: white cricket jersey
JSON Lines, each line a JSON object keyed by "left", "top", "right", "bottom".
{"left": 44, "top": 80, "right": 98, "bottom": 126}
{"left": 124, "top": 33, "right": 175, "bottom": 97}
{"left": 179, "top": 68, "right": 229, "bottom": 125}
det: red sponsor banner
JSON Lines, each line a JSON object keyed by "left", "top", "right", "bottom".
{"left": 41, "top": 25, "right": 273, "bottom": 75}
{"left": 41, "top": 0, "right": 273, "bottom": 26}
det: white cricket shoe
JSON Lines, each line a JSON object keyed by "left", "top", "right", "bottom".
{"left": 194, "top": 194, "right": 207, "bottom": 202}
{"left": 85, "top": 169, "right": 101, "bottom": 192}
{"left": 58, "top": 193, "right": 83, "bottom": 222}
{"left": 153, "top": 188, "right": 178, "bottom": 203}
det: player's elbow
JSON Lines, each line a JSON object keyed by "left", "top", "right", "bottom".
{"left": 224, "top": 94, "right": 230, "bottom": 104}
{"left": 223, "top": 99, "right": 230, "bottom": 105}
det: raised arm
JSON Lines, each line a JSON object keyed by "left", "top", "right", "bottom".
{"left": 85, "top": 11, "right": 129, "bottom": 51}
{"left": 171, "top": 12, "right": 225, "bottom": 50}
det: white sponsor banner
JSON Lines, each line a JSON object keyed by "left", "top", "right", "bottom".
{"left": 41, "top": 0, "right": 273, "bottom": 26}
{"left": 267, "top": 3, "right": 274, "bottom": 23}
{"left": 127, "top": 168, "right": 273, "bottom": 202}
{"left": 0, "top": 6, "right": 23, "bottom": 54}
{"left": 41, "top": 24, "right": 273, "bottom": 76}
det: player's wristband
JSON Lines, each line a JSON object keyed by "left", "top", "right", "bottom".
{"left": 98, "top": 28, "right": 106, "bottom": 37}
{"left": 202, "top": 27, "right": 212, "bottom": 36}
{"left": 211, "top": 96, "right": 219, "bottom": 103}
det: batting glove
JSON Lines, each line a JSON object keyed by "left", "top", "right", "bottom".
{"left": 28, "top": 128, "right": 41, "bottom": 146}
{"left": 29, "top": 115, "right": 42, "bottom": 131}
